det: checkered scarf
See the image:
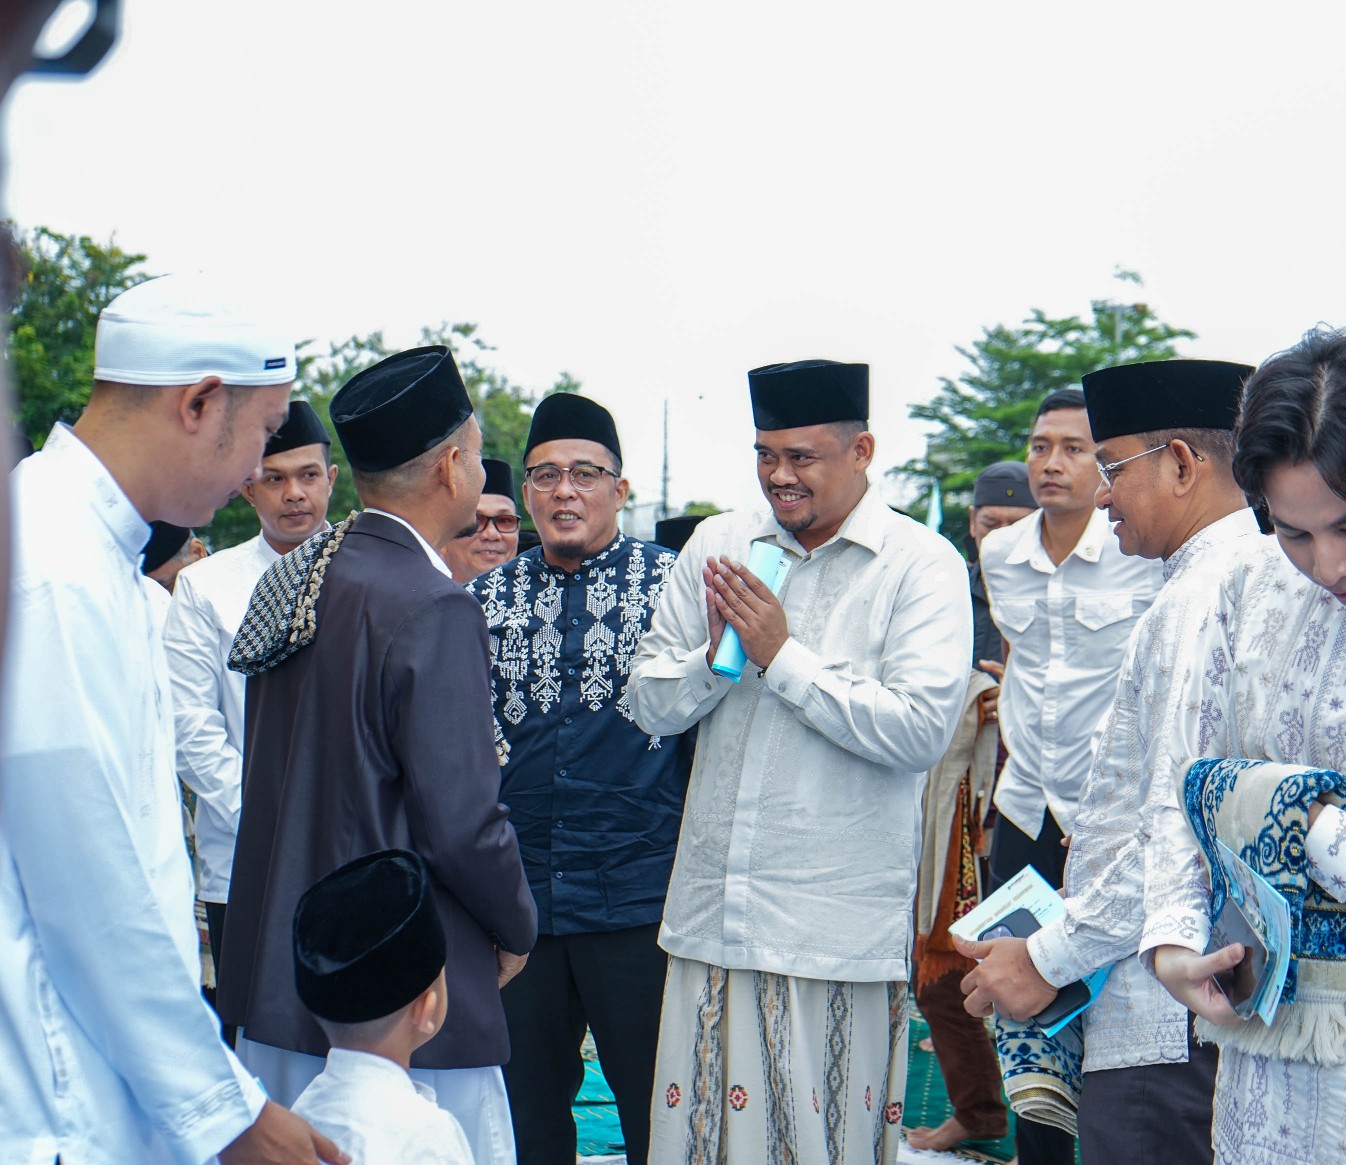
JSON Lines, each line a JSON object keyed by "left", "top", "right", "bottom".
{"left": 228, "top": 513, "right": 357, "bottom": 677}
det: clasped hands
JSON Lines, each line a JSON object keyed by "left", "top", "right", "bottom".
{"left": 703, "top": 556, "right": 788, "bottom": 672}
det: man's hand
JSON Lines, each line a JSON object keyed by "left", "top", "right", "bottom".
{"left": 703, "top": 558, "right": 728, "bottom": 668}
{"left": 1151, "top": 943, "right": 1245, "bottom": 1026}
{"left": 953, "top": 935, "right": 1058, "bottom": 1022}
{"left": 219, "top": 1101, "right": 349, "bottom": 1165}
{"left": 497, "top": 949, "right": 529, "bottom": 989}
{"left": 977, "top": 685, "right": 1000, "bottom": 723}
{"left": 977, "top": 659, "right": 1005, "bottom": 682}
{"left": 708, "top": 557, "right": 789, "bottom": 671}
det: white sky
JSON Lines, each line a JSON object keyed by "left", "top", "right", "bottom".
{"left": 7, "top": 0, "right": 1346, "bottom": 517}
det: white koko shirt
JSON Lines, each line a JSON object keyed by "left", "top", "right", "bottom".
{"left": 0, "top": 424, "right": 264, "bottom": 1165}
{"left": 980, "top": 507, "right": 1163, "bottom": 838}
{"left": 1025, "top": 509, "right": 1265, "bottom": 1072}
{"left": 293, "top": 1048, "right": 474, "bottom": 1165}
{"left": 628, "top": 487, "right": 973, "bottom": 983}
{"left": 165, "top": 533, "right": 281, "bottom": 903}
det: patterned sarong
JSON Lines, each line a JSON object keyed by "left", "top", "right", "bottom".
{"left": 649, "top": 957, "right": 909, "bottom": 1165}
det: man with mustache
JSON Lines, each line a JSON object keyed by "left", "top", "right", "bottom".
{"left": 467, "top": 393, "right": 688, "bottom": 1165}
{"left": 629, "top": 359, "right": 972, "bottom": 1165}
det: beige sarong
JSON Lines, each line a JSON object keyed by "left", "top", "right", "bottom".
{"left": 649, "top": 956, "right": 909, "bottom": 1165}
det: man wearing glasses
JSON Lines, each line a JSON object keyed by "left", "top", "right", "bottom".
{"left": 466, "top": 393, "right": 689, "bottom": 1165}
{"left": 441, "top": 458, "right": 520, "bottom": 582}
{"left": 970, "top": 387, "right": 1162, "bottom": 1165}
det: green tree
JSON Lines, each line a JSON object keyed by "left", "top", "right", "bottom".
{"left": 6, "top": 224, "right": 150, "bottom": 443}
{"left": 681, "top": 501, "right": 722, "bottom": 517}
{"left": 201, "top": 323, "right": 580, "bottom": 548}
{"left": 896, "top": 275, "right": 1195, "bottom": 550}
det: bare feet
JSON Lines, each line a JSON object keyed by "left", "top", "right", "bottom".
{"left": 917, "top": 1036, "right": 935, "bottom": 1053}
{"left": 906, "top": 1115, "right": 1002, "bottom": 1153}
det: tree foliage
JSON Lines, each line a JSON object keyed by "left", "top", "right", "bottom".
{"left": 4, "top": 224, "right": 582, "bottom": 551}
{"left": 897, "top": 276, "right": 1196, "bottom": 550}
{"left": 6, "top": 224, "right": 150, "bottom": 442}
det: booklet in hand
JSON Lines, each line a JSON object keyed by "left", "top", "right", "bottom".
{"left": 1207, "top": 839, "right": 1291, "bottom": 1026}
{"left": 948, "top": 865, "right": 1111, "bottom": 1038}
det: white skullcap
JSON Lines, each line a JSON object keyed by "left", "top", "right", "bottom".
{"left": 93, "top": 273, "right": 297, "bottom": 387}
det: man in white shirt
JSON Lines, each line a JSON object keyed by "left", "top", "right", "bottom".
{"left": 0, "top": 274, "right": 346, "bottom": 1165}
{"left": 975, "top": 387, "right": 1162, "bottom": 1165}
{"left": 959, "top": 359, "right": 1262, "bottom": 1164}
{"left": 166, "top": 399, "right": 338, "bottom": 990}
{"left": 628, "top": 359, "right": 972, "bottom": 1165}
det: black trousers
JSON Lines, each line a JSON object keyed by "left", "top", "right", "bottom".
{"left": 987, "top": 808, "right": 1076, "bottom": 1165}
{"left": 1077, "top": 1019, "right": 1217, "bottom": 1165}
{"left": 204, "top": 900, "right": 236, "bottom": 1048}
{"left": 502, "top": 923, "right": 666, "bottom": 1165}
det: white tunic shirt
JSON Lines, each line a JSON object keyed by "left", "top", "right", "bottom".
{"left": 293, "top": 1049, "right": 474, "bottom": 1165}
{"left": 1025, "top": 509, "right": 1265, "bottom": 1072}
{"left": 165, "top": 534, "right": 280, "bottom": 902}
{"left": 1141, "top": 538, "right": 1346, "bottom": 957}
{"left": 627, "top": 487, "right": 972, "bottom": 982}
{"left": 0, "top": 424, "right": 265, "bottom": 1165}
{"left": 980, "top": 506, "right": 1163, "bottom": 837}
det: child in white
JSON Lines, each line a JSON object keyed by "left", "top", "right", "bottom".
{"left": 290, "top": 849, "right": 474, "bottom": 1165}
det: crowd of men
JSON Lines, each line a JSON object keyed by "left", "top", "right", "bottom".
{"left": 2, "top": 260, "right": 1346, "bottom": 1165}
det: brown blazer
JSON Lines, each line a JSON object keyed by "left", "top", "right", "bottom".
{"left": 217, "top": 512, "right": 537, "bottom": 1069}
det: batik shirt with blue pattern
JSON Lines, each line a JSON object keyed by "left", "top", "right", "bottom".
{"left": 467, "top": 534, "right": 688, "bottom": 935}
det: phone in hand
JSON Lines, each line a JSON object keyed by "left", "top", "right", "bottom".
{"left": 977, "top": 906, "right": 1091, "bottom": 1028}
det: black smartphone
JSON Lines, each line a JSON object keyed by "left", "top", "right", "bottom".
{"left": 1209, "top": 898, "right": 1271, "bottom": 1019}
{"left": 977, "top": 906, "right": 1091, "bottom": 1029}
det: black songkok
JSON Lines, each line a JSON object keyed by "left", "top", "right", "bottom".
{"left": 141, "top": 522, "right": 192, "bottom": 575}
{"left": 331, "top": 345, "right": 473, "bottom": 473}
{"left": 265, "top": 400, "right": 330, "bottom": 458}
{"left": 482, "top": 458, "right": 516, "bottom": 500}
{"left": 293, "top": 849, "right": 446, "bottom": 1024}
{"left": 524, "top": 394, "right": 622, "bottom": 465}
{"left": 1082, "top": 359, "right": 1253, "bottom": 443}
{"left": 653, "top": 514, "right": 707, "bottom": 554}
{"left": 748, "top": 360, "right": 869, "bottom": 431}
{"left": 972, "top": 462, "right": 1037, "bottom": 510}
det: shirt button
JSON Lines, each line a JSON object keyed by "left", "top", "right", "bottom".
{"left": 559, "top": 769, "right": 568, "bottom": 777}
{"left": 555, "top": 870, "right": 564, "bottom": 879}
{"left": 557, "top": 820, "right": 565, "bottom": 829}
{"left": 571, "top": 617, "right": 580, "bottom": 625}
{"left": 564, "top": 717, "right": 573, "bottom": 725}
{"left": 567, "top": 667, "right": 576, "bottom": 675}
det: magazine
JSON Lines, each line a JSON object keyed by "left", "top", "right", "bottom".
{"left": 1208, "top": 839, "right": 1292, "bottom": 1026}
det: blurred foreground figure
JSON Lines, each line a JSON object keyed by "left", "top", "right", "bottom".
{"left": 0, "top": 274, "right": 346, "bottom": 1164}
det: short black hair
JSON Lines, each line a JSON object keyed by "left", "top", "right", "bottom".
{"left": 1035, "top": 388, "right": 1087, "bottom": 420}
{"left": 1234, "top": 328, "right": 1346, "bottom": 503}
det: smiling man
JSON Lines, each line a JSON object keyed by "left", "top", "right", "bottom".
{"left": 466, "top": 394, "right": 688, "bottom": 1165}
{"left": 628, "top": 359, "right": 972, "bottom": 1165}
{"left": 441, "top": 458, "right": 519, "bottom": 582}
{"left": 974, "top": 387, "right": 1163, "bottom": 1165}
{"left": 958, "top": 360, "right": 1259, "bottom": 1165}
{"left": 164, "top": 399, "right": 338, "bottom": 988}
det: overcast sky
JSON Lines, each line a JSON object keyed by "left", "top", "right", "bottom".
{"left": 7, "top": 1, "right": 1346, "bottom": 518}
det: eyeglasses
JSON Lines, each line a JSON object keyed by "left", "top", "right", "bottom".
{"left": 463, "top": 512, "right": 521, "bottom": 536}
{"left": 1097, "top": 441, "right": 1205, "bottom": 487}
{"left": 523, "top": 463, "right": 617, "bottom": 492}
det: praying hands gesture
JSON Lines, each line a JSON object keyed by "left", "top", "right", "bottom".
{"left": 703, "top": 556, "right": 789, "bottom": 672}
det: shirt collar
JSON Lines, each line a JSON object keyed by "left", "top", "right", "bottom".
{"left": 320, "top": 1048, "right": 420, "bottom": 1094}
{"left": 363, "top": 508, "right": 453, "bottom": 578}
{"left": 533, "top": 531, "right": 628, "bottom": 576}
{"left": 1005, "top": 507, "right": 1111, "bottom": 570}
{"left": 1162, "top": 507, "right": 1261, "bottom": 582}
{"left": 42, "top": 423, "right": 150, "bottom": 565}
{"left": 751, "top": 481, "right": 886, "bottom": 557}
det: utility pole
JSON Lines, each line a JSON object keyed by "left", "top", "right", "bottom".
{"left": 660, "top": 397, "right": 670, "bottom": 521}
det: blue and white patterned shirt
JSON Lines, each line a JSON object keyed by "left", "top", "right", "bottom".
{"left": 468, "top": 533, "right": 688, "bottom": 935}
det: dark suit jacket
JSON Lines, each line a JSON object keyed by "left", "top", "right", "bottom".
{"left": 217, "top": 512, "right": 537, "bottom": 1069}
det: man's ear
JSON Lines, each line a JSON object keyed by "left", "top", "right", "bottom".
{"left": 326, "top": 463, "right": 339, "bottom": 488}
{"left": 409, "top": 983, "right": 440, "bottom": 1035}
{"left": 1170, "top": 439, "right": 1203, "bottom": 495}
{"left": 240, "top": 480, "right": 258, "bottom": 508}
{"left": 613, "top": 476, "right": 630, "bottom": 509}
{"left": 853, "top": 431, "right": 876, "bottom": 472}
{"left": 177, "top": 376, "right": 226, "bottom": 435}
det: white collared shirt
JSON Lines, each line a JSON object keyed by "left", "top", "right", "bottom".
{"left": 164, "top": 533, "right": 281, "bottom": 902}
{"left": 0, "top": 424, "right": 265, "bottom": 1165}
{"left": 293, "top": 1048, "right": 474, "bottom": 1165}
{"left": 980, "top": 507, "right": 1163, "bottom": 837}
{"left": 628, "top": 486, "right": 973, "bottom": 981}
{"left": 1025, "top": 509, "right": 1264, "bottom": 1072}
{"left": 364, "top": 508, "right": 454, "bottom": 578}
